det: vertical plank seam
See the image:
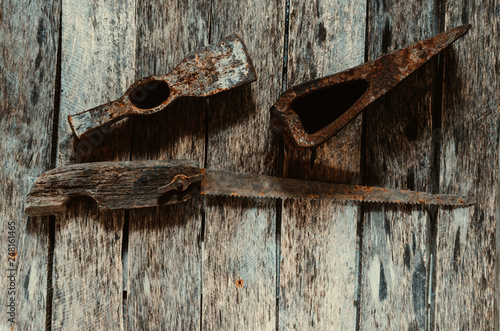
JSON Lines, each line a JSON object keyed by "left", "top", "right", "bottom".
{"left": 46, "top": 3, "right": 63, "bottom": 329}
{"left": 355, "top": 117, "right": 367, "bottom": 331}
{"left": 428, "top": 0, "right": 446, "bottom": 328}
{"left": 495, "top": 104, "right": 500, "bottom": 331}
{"left": 200, "top": 3, "right": 214, "bottom": 330}
{"left": 122, "top": 2, "right": 140, "bottom": 327}
{"left": 124, "top": 2, "right": 141, "bottom": 316}
{"left": 363, "top": 0, "right": 371, "bottom": 64}
{"left": 121, "top": 211, "right": 129, "bottom": 329}
{"left": 280, "top": 0, "right": 290, "bottom": 92}
{"left": 355, "top": 0, "right": 370, "bottom": 329}
{"left": 49, "top": 2, "right": 62, "bottom": 171}
{"left": 46, "top": 216, "right": 56, "bottom": 331}
{"left": 276, "top": 0, "right": 290, "bottom": 329}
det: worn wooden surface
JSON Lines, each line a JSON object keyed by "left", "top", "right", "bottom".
{"left": 202, "top": 0, "right": 283, "bottom": 328}
{"left": 434, "top": 0, "right": 499, "bottom": 329}
{"left": 0, "top": 0, "right": 60, "bottom": 329}
{"left": 2, "top": 0, "right": 498, "bottom": 330}
{"left": 52, "top": 0, "right": 135, "bottom": 329}
{"left": 361, "top": 2, "right": 435, "bottom": 330}
{"left": 126, "top": 1, "right": 208, "bottom": 328}
{"left": 280, "top": 0, "right": 365, "bottom": 329}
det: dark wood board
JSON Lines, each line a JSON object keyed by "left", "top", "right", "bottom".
{"left": 434, "top": 1, "right": 499, "bottom": 329}
{"left": 126, "top": 0, "right": 209, "bottom": 328}
{"left": 360, "top": 2, "right": 435, "bottom": 330}
{"left": 0, "top": 0, "right": 60, "bottom": 329}
{"left": 202, "top": 0, "right": 284, "bottom": 328}
{"left": 52, "top": 0, "right": 135, "bottom": 329}
{"left": 279, "top": 0, "right": 366, "bottom": 329}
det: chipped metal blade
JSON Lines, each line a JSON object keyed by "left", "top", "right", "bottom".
{"left": 270, "top": 25, "right": 471, "bottom": 149}
{"left": 200, "top": 169, "right": 475, "bottom": 206}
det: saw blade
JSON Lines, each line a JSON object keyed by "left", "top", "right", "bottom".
{"left": 199, "top": 169, "right": 475, "bottom": 206}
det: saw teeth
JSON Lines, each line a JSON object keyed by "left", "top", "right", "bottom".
{"left": 202, "top": 193, "right": 463, "bottom": 206}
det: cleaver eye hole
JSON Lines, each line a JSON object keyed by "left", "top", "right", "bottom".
{"left": 291, "top": 79, "right": 369, "bottom": 134}
{"left": 130, "top": 80, "right": 171, "bottom": 109}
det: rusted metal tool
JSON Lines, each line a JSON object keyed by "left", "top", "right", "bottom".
{"left": 25, "top": 160, "right": 474, "bottom": 216}
{"left": 270, "top": 25, "right": 471, "bottom": 149}
{"left": 68, "top": 34, "right": 257, "bottom": 139}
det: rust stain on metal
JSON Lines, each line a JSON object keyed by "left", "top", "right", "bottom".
{"left": 25, "top": 160, "right": 475, "bottom": 216}
{"left": 270, "top": 25, "right": 471, "bottom": 149}
{"left": 68, "top": 33, "right": 257, "bottom": 139}
{"left": 199, "top": 169, "right": 475, "bottom": 207}
{"left": 157, "top": 173, "right": 204, "bottom": 194}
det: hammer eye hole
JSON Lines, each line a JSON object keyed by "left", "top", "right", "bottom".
{"left": 291, "top": 79, "right": 369, "bottom": 134}
{"left": 130, "top": 80, "right": 171, "bottom": 110}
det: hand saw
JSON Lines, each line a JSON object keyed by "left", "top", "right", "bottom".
{"left": 68, "top": 34, "right": 257, "bottom": 139}
{"left": 25, "top": 160, "right": 474, "bottom": 216}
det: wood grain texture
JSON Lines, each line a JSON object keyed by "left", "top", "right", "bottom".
{"left": 0, "top": 0, "right": 59, "bottom": 329}
{"left": 52, "top": 200, "right": 125, "bottom": 330}
{"left": 360, "top": 3, "right": 435, "bottom": 330}
{"left": 202, "top": 0, "right": 284, "bottom": 328}
{"left": 127, "top": 201, "right": 202, "bottom": 330}
{"left": 58, "top": 0, "right": 136, "bottom": 165}
{"left": 280, "top": 200, "right": 358, "bottom": 330}
{"left": 361, "top": 206, "right": 430, "bottom": 330}
{"left": 25, "top": 160, "right": 202, "bottom": 216}
{"left": 434, "top": 0, "right": 499, "bottom": 329}
{"left": 280, "top": 0, "right": 365, "bottom": 329}
{"left": 126, "top": 1, "right": 209, "bottom": 328}
{"left": 53, "top": 0, "right": 136, "bottom": 329}
{"left": 6, "top": 0, "right": 498, "bottom": 328}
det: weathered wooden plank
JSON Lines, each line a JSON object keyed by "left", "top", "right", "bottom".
{"left": 434, "top": 1, "right": 499, "bottom": 329}
{"left": 128, "top": 200, "right": 203, "bottom": 329}
{"left": 52, "top": 0, "right": 136, "bottom": 329}
{"left": 279, "top": 0, "right": 365, "bottom": 329}
{"left": 360, "top": 3, "right": 435, "bottom": 330}
{"left": 280, "top": 200, "right": 358, "bottom": 329}
{"left": 126, "top": 1, "right": 209, "bottom": 328}
{"left": 0, "top": 0, "right": 59, "bottom": 329}
{"left": 361, "top": 207, "right": 430, "bottom": 330}
{"left": 57, "top": 0, "right": 136, "bottom": 165}
{"left": 52, "top": 200, "right": 125, "bottom": 329}
{"left": 202, "top": 0, "right": 284, "bottom": 328}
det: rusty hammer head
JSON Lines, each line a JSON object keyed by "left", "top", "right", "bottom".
{"left": 68, "top": 34, "right": 257, "bottom": 139}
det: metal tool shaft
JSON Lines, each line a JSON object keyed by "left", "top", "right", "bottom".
{"left": 200, "top": 169, "right": 475, "bottom": 206}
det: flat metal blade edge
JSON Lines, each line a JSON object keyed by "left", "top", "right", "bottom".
{"left": 199, "top": 169, "right": 475, "bottom": 206}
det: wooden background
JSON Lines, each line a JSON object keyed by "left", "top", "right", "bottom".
{"left": 1, "top": 0, "right": 498, "bottom": 329}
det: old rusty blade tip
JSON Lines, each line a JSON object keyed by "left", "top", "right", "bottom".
{"left": 271, "top": 25, "right": 472, "bottom": 149}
